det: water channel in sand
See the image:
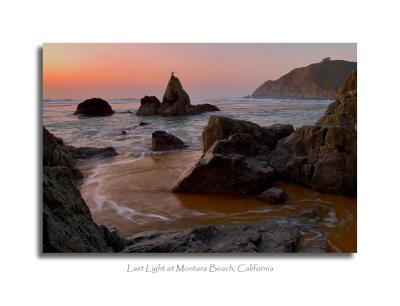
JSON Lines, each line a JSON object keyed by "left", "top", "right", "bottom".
{"left": 78, "top": 149, "right": 356, "bottom": 252}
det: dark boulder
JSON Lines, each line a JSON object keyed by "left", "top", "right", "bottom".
{"left": 74, "top": 98, "right": 114, "bottom": 116}
{"left": 172, "top": 152, "right": 275, "bottom": 194}
{"left": 258, "top": 187, "right": 288, "bottom": 204}
{"left": 202, "top": 115, "right": 293, "bottom": 152}
{"left": 136, "top": 96, "right": 161, "bottom": 116}
{"left": 151, "top": 130, "right": 187, "bottom": 151}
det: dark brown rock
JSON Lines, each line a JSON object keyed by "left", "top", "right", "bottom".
{"left": 136, "top": 96, "right": 161, "bottom": 116}
{"left": 209, "top": 133, "right": 259, "bottom": 156}
{"left": 151, "top": 130, "right": 187, "bottom": 151}
{"left": 65, "top": 146, "right": 118, "bottom": 160}
{"left": 43, "top": 127, "right": 125, "bottom": 253}
{"left": 188, "top": 103, "right": 220, "bottom": 115}
{"left": 74, "top": 98, "right": 114, "bottom": 116}
{"left": 258, "top": 187, "right": 288, "bottom": 204}
{"left": 43, "top": 127, "right": 83, "bottom": 180}
{"left": 172, "top": 152, "right": 275, "bottom": 194}
{"left": 268, "top": 70, "right": 357, "bottom": 195}
{"left": 202, "top": 115, "right": 294, "bottom": 152}
{"left": 158, "top": 75, "right": 192, "bottom": 116}
{"left": 124, "top": 214, "right": 330, "bottom": 253}
{"left": 157, "top": 75, "right": 220, "bottom": 116}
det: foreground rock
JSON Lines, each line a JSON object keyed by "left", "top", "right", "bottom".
{"left": 43, "top": 127, "right": 125, "bottom": 253}
{"left": 43, "top": 127, "right": 83, "bottom": 180}
{"left": 173, "top": 151, "right": 275, "bottom": 194}
{"left": 43, "top": 166, "right": 125, "bottom": 252}
{"left": 124, "top": 209, "right": 330, "bottom": 253}
{"left": 74, "top": 98, "right": 114, "bottom": 116}
{"left": 202, "top": 116, "right": 294, "bottom": 152}
{"left": 268, "top": 70, "right": 357, "bottom": 195}
{"left": 258, "top": 187, "right": 288, "bottom": 204}
{"left": 136, "top": 96, "right": 161, "bottom": 116}
{"left": 151, "top": 130, "right": 187, "bottom": 151}
{"left": 172, "top": 117, "right": 293, "bottom": 194}
{"left": 137, "top": 74, "right": 220, "bottom": 116}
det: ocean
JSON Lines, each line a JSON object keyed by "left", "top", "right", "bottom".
{"left": 43, "top": 98, "right": 356, "bottom": 252}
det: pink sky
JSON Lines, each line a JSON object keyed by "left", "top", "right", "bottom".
{"left": 43, "top": 43, "right": 356, "bottom": 99}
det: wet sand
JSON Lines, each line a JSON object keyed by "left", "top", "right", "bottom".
{"left": 79, "top": 150, "right": 356, "bottom": 252}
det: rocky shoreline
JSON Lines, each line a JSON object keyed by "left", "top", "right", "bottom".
{"left": 42, "top": 70, "right": 357, "bottom": 253}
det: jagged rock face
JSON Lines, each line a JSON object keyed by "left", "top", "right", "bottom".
{"left": 209, "top": 133, "right": 260, "bottom": 156}
{"left": 43, "top": 127, "right": 83, "bottom": 180}
{"left": 268, "top": 70, "right": 357, "bottom": 195}
{"left": 136, "top": 96, "right": 161, "bottom": 116}
{"left": 252, "top": 59, "right": 357, "bottom": 99}
{"left": 157, "top": 75, "right": 220, "bottom": 116}
{"left": 124, "top": 208, "right": 331, "bottom": 253}
{"left": 151, "top": 130, "right": 187, "bottom": 151}
{"left": 74, "top": 98, "right": 114, "bottom": 116}
{"left": 42, "top": 127, "right": 124, "bottom": 253}
{"left": 202, "top": 115, "right": 294, "bottom": 152}
{"left": 172, "top": 152, "right": 275, "bottom": 194}
{"left": 158, "top": 75, "right": 192, "bottom": 116}
{"left": 43, "top": 166, "right": 111, "bottom": 252}
{"left": 173, "top": 117, "right": 293, "bottom": 194}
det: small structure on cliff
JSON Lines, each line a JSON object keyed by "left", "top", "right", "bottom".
{"left": 136, "top": 74, "right": 220, "bottom": 116}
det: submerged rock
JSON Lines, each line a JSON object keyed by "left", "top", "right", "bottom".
{"left": 74, "top": 98, "right": 114, "bottom": 116}
{"left": 202, "top": 115, "right": 294, "bottom": 152}
{"left": 187, "top": 103, "right": 220, "bottom": 115}
{"left": 136, "top": 96, "right": 161, "bottom": 116}
{"left": 151, "top": 130, "right": 187, "bottom": 151}
{"left": 258, "top": 187, "right": 288, "bottom": 204}
{"left": 124, "top": 212, "right": 331, "bottom": 253}
{"left": 65, "top": 146, "right": 118, "bottom": 160}
{"left": 268, "top": 70, "right": 357, "bottom": 195}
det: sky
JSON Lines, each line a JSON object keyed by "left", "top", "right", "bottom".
{"left": 43, "top": 43, "right": 357, "bottom": 99}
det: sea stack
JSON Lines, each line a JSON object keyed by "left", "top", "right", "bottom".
{"left": 74, "top": 98, "right": 114, "bottom": 116}
{"left": 136, "top": 74, "right": 220, "bottom": 116}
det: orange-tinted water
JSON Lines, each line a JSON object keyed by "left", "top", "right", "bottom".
{"left": 79, "top": 150, "right": 356, "bottom": 252}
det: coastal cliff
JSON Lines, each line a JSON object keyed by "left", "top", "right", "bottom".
{"left": 251, "top": 58, "right": 356, "bottom": 100}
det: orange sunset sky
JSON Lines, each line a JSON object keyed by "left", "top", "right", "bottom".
{"left": 43, "top": 43, "right": 357, "bottom": 99}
